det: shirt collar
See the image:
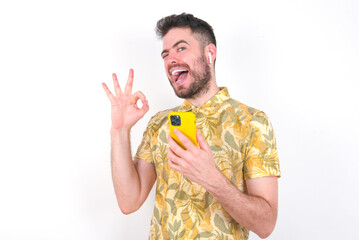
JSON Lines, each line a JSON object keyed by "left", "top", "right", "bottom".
{"left": 177, "top": 87, "right": 230, "bottom": 112}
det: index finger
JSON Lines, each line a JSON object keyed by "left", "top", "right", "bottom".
{"left": 124, "top": 69, "right": 134, "bottom": 95}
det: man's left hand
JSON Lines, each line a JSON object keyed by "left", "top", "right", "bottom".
{"left": 167, "top": 129, "right": 220, "bottom": 187}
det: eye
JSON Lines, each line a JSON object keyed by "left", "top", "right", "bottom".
{"left": 162, "top": 54, "right": 168, "bottom": 59}
{"left": 178, "top": 47, "right": 185, "bottom": 52}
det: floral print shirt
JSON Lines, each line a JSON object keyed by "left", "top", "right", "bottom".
{"left": 135, "top": 87, "right": 281, "bottom": 239}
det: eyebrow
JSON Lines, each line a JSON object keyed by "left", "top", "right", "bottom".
{"left": 161, "top": 40, "right": 189, "bottom": 57}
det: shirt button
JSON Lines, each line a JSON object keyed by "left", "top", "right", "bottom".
{"left": 192, "top": 108, "right": 198, "bottom": 113}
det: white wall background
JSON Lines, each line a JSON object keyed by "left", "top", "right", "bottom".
{"left": 1, "top": 0, "right": 358, "bottom": 239}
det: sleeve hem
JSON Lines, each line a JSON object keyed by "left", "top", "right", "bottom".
{"left": 134, "top": 154, "right": 154, "bottom": 165}
{"left": 244, "top": 172, "right": 281, "bottom": 180}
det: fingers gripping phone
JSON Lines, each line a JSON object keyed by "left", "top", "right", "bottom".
{"left": 168, "top": 112, "right": 198, "bottom": 149}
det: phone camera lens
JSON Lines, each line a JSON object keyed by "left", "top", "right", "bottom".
{"left": 170, "top": 115, "right": 181, "bottom": 126}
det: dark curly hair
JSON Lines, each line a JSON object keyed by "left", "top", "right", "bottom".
{"left": 156, "top": 13, "right": 216, "bottom": 49}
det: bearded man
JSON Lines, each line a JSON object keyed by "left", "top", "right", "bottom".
{"left": 102, "top": 13, "right": 281, "bottom": 240}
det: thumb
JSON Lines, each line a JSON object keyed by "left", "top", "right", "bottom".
{"left": 140, "top": 100, "right": 149, "bottom": 115}
{"left": 197, "top": 130, "right": 211, "bottom": 152}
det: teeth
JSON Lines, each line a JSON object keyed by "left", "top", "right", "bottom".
{"left": 171, "top": 69, "right": 187, "bottom": 75}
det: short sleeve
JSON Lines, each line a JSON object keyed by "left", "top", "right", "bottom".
{"left": 134, "top": 114, "right": 158, "bottom": 164}
{"left": 244, "top": 111, "right": 281, "bottom": 179}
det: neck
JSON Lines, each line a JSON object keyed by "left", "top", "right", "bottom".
{"left": 185, "top": 78, "right": 220, "bottom": 107}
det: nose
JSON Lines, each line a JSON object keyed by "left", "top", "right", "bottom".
{"left": 165, "top": 54, "right": 177, "bottom": 74}
{"left": 166, "top": 51, "right": 179, "bottom": 65}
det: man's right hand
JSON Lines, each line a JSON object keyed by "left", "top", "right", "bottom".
{"left": 102, "top": 69, "right": 149, "bottom": 131}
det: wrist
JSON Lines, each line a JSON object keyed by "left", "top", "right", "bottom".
{"left": 110, "top": 127, "right": 131, "bottom": 142}
{"left": 110, "top": 127, "right": 131, "bottom": 134}
{"left": 204, "top": 169, "right": 228, "bottom": 194}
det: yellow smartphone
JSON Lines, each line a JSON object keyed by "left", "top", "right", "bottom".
{"left": 168, "top": 112, "right": 198, "bottom": 149}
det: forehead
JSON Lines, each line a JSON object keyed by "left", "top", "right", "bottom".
{"left": 162, "top": 27, "right": 200, "bottom": 49}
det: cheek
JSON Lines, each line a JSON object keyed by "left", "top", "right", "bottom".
{"left": 180, "top": 55, "right": 191, "bottom": 65}
{"left": 164, "top": 62, "right": 170, "bottom": 76}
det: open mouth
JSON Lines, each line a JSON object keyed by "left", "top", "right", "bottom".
{"left": 170, "top": 68, "right": 189, "bottom": 86}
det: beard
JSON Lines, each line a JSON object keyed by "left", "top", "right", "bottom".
{"left": 168, "top": 53, "right": 211, "bottom": 99}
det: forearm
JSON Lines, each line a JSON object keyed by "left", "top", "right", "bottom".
{"left": 204, "top": 172, "right": 277, "bottom": 238}
{"left": 110, "top": 128, "right": 141, "bottom": 213}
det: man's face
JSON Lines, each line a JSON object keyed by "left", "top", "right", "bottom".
{"left": 161, "top": 27, "right": 211, "bottom": 99}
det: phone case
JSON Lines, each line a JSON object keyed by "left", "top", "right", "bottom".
{"left": 168, "top": 112, "right": 198, "bottom": 149}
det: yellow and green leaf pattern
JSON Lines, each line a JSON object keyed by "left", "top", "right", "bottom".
{"left": 135, "top": 87, "right": 281, "bottom": 240}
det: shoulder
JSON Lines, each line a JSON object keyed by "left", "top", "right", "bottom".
{"left": 225, "top": 98, "right": 274, "bottom": 133}
{"left": 225, "top": 98, "right": 267, "bottom": 120}
{"left": 146, "top": 106, "right": 180, "bottom": 129}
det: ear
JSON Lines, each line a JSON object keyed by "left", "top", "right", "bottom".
{"left": 206, "top": 44, "right": 217, "bottom": 65}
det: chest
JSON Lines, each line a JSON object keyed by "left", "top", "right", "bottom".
{"left": 150, "top": 115, "right": 249, "bottom": 194}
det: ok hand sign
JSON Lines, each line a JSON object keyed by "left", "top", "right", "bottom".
{"left": 102, "top": 69, "right": 149, "bottom": 131}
